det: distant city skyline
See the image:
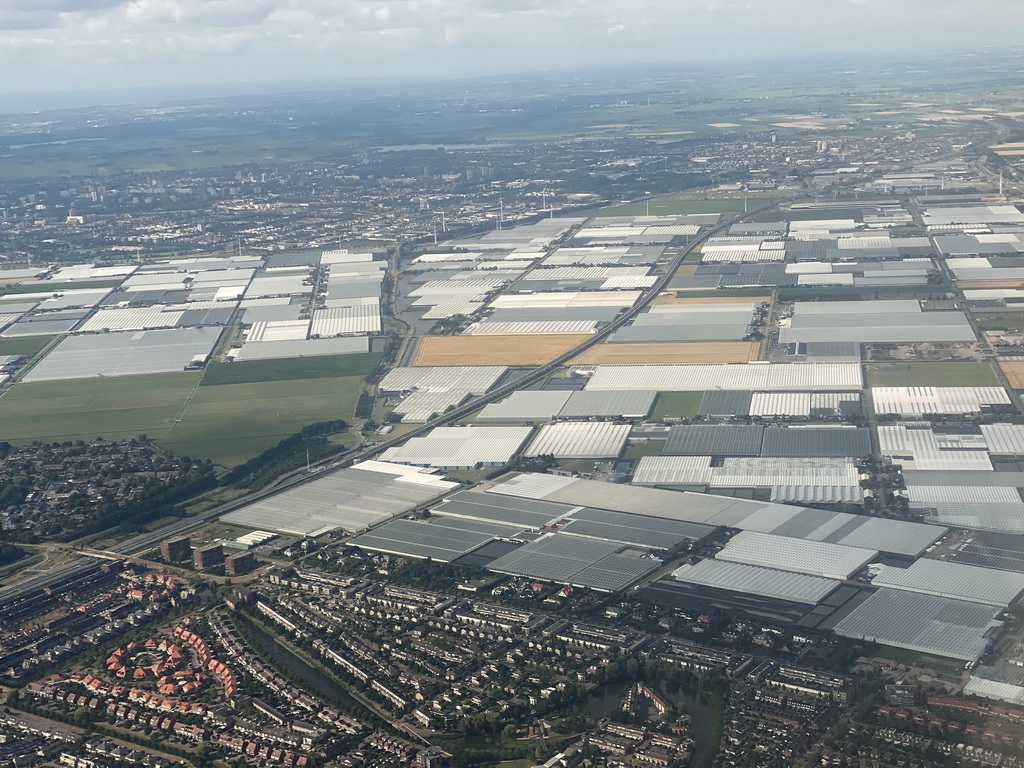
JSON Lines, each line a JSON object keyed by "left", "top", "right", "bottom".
{"left": 1, "top": 0, "right": 1023, "bottom": 109}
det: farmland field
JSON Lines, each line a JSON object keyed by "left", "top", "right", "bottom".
{"left": 866, "top": 362, "right": 1000, "bottom": 387}
{"left": 650, "top": 392, "right": 704, "bottom": 420}
{"left": 201, "top": 352, "right": 382, "bottom": 386}
{"left": 0, "top": 335, "right": 55, "bottom": 358}
{"left": 1000, "top": 362, "right": 1024, "bottom": 389}
{"left": 158, "top": 375, "right": 366, "bottom": 466}
{"left": 571, "top": 341, "right": 759, "bottom": 365}
{"left": 413, "top": 334, "right": 589, "bottom": 366}
{"left": 0, "top": 372, "right": 200, "bottom": 444}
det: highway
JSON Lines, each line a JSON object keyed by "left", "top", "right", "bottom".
{"left": 0, "top": 201, "right": 781, "bottom": 605}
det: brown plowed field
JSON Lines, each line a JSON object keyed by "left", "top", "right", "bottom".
{"left": 412, "top": 334, "right": 591, "bottom": 367}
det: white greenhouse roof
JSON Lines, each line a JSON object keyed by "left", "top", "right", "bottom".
{"left": 832, "top": 589, "right": 1002, "bottom": 662}
{"left": 716, "top": 531, "right": 877, "bottom": 580}
{"left": 584, "top": 363, "right": 863, "bottom": 392}
{"left": 379, "top": 426, "right": 534, "bottom": 469}
{"left": 871, "top": 559, "right": 1024, "bottom": 607}
{"left": 525, "top": 422, "right": 631, "bottom": 459}
{"left": 672, "top": 559, "right": 840, "bottom": 605}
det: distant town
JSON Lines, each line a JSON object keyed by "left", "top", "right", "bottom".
{"left": 3, "top": 52, "right": 1024, "bottom": 767}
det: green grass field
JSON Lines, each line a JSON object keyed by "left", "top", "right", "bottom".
{"left": 158, "top": 375, "right": 366, "bottom": 466}
{"left": 0, "top": 368, "right": 367, "bottom": 466}
{"left": 201, "top": 353, "right": 382, "bottom": 386}
{"left": 865, "top": 362, "right": 1000, "bottom": 387}
{"left": 0, "top": 372, "right": 200, "bottom": 444}
{"left": 0, "top": 335, "right": 55, "bottom": 358}
{"left": 650, "top": 391, "right": 703, "bottom": 420}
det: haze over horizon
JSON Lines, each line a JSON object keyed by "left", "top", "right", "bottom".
{"left": 2, "top": 0, "right": 1024, "bottom": 110}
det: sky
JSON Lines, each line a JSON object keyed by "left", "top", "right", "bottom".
{"left": 1, "top": 0, "right": 1023, "bottom": 103}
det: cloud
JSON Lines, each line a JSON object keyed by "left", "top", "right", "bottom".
{"left": 1, "top": 0, "right": 1024, "bottom": 98}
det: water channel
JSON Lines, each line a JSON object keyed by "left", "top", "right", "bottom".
{"left": 241, "top": 616, "right": 372, "bottom": 717}
{"left": 587, "top": 681, "right": 718, "bottom": 768}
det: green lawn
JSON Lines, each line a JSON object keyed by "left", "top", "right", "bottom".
{"left": 0, "top": 335, "right": 55, "bottom": 358}
{"left": 157, "top": 375, "right": 366, "bottom": 466}
{"left": 0, "top": 372, "right": 200, "bottom": 444}
{"left": 865, "top": 362, "right": 1000, "bottom": 387}
{"left": 0, "top": 369, "right": 368, "bottom": 466}
{"left": 650, "top": 391, "right": 703, "bottom": 420}
{"left": 201, "top": 353, "right": 382, "bottom": 386}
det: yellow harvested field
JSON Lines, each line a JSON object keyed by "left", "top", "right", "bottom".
{"left": 957, "top": 280, "right": 1024, "bottom": 289}
{"left": 413, "top": 334, "right": 589, "bottom": 367}
{"left": 707, "top": 122, "right": 741, "bottom": 128}
{"left": 652, "top": 294, "right": 770, "bottom": 305}
{"left": 1001, "top": 362, "right": 1024, "bottom": 389}
{"left": 991, "top": 142, "right": 1024, "bottom": 149}
{"left": 994, "top": 150, "right": 1024, "bottom": 156}
{"left": 571, "top": 342, "right": 759, "bottom": 365}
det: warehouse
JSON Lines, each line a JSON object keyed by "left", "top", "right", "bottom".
{"left": 525, "top": 422, "right": 631, "bottom": 459}
{"left": 222, "top": 460, "right": 457, "bottom": 536}
{"left": 486, "top": 535, "right": 660, "bottom": 592}
{"left": 584, "top": 363, "right": 863, "bottom": 392}
{"left": 23, "top": 326, "right": 222, "bottom": 382}
{"left": 672, "top": 560, "right": 841, "bottom": 606}
{"left": 379, "top": 426, "right": 534, "bottom": 470}
{"left": 872, "top": 387, "right": 1012, "bottom": 417}
{"left": 832, "top": 589, "right": 1003, "bottom": 662}
{"left": 347, "top": 517, "right": 518, "bottom": 562}
{"left": 870, "top": 559, "right": 1024, "bottom": 607}
{"left": 379, "top": 366, "right": 507, "bottom": 394}
{"left": 715, "top": 531, "right": 878, "bottom": 580}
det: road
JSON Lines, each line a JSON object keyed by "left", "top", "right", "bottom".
{"left": 0, "top": 197, "right": 780, "bottom": 605}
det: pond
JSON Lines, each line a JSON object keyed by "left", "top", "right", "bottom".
{"left": 587, "top": 680, "right": 717, "bottom": 767}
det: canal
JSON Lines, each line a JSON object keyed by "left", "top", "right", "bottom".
{"left": 239, "top": 615, "right": 375, "bottom": 718}
{"left": 587, "top": 681, "right": 718, "bottom": 768}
